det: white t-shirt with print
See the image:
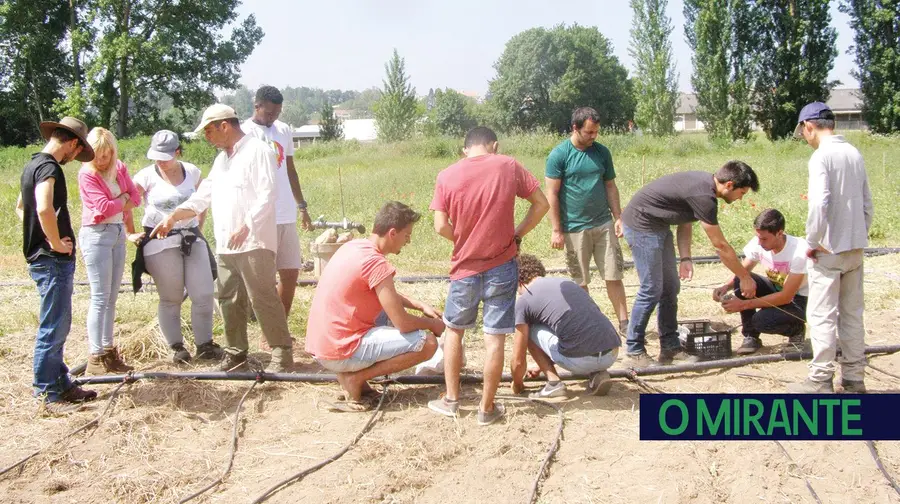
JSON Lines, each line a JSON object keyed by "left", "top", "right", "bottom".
{"left": 743, "top": 234, "right": 809, "bottom": 297}
{"left": 241, "top": 119, "right": 296, "bottom": 225}
{"left": 133, "top": 162, "right": 202, "bottom": 256}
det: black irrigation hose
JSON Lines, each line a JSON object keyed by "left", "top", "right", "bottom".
{"left": 774, "top": 440, "right": 824, "bottom": 504}
{"left": 496, "top": 395, "right": 565, "bottom": 504}
{"left": 71, "top": 345, "right": 900, "bottom": 387}
{"left": 3, "top": 248, "right": 898, "bottom": 291}
{"left": 866, "top": 441, "right": 900, "bottom": 498}
{"left": 0, "top": 377, "right": 132, "bottom": 479}
{"left": 178, "top": 379, "right": 260, "bottom": 504}
{"left": 249, "top": 383, "right": 390, "bottom": 504}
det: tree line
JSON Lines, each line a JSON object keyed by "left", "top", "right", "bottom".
{"left": 378, "top": 0, "right": 900, "bottom": 142}
{"left": 1, "top": 0, "right": 897, "bottom": 147}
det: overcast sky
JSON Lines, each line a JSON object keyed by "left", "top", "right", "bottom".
{"left": 236, "top": 0, "right": 858, "bottom": 95}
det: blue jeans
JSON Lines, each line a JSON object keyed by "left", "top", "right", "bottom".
{"left": 29, "top": 256, "right": 76, "bottom": 402}
{"left": 80, "top": 224, "right": 126, "bottom": 354}
{"left": 529, "top": 324, "right": 619, "bottom": 374}
{"left": 623, "top": 225, "right": 680, "bottom": 355}
{"left": 443, "top": 259, "right": 518, "bottom": 335}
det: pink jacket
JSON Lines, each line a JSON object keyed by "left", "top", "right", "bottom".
{"left": 78, "top": 159, "right": 141, "bottom": 226}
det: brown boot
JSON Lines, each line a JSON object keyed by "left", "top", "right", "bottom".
{"left": 86, "top": 353, "right": 107, "bottom": 375}
{"left": 102, "top": 346, "right": 134, "bottom": 373}
{"left": 265, "top": 346, "right": 294, "bottom": 373}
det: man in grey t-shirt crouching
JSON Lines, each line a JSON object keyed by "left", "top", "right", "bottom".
{"left": 510, "top": 254, "right": 621, "bottom": 398}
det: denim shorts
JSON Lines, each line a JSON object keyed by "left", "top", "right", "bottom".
{"left": 530, "top": 324, "right": 619, "bottom": 375}
{"left": 443, "top": 258, "right": 518, "bottom": 335}
{"left": 316, "top": 325, "right": 427, "bottom": 373}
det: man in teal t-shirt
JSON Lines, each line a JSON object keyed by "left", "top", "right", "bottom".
{"left": 545, "top": 107, "right": 629, "bottom": 333}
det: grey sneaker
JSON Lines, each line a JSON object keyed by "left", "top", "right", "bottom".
{"left": 477, "top": 402, "right": 506, "bottom": 426}
{"left": 265, "top": 346, "right": 294, "bottom": 373}
{"left": 658, "top": 349, "right": 701, "bottom": 365}
{"left": 427, "top": 396, "right": 459, "bottom": 417}
{"left": 735, "top": 336, "right": 762, "bottom": 355}
{"left": 841, "top": 379, "right": 867, "bottom": 393}
{"left": 586, "top": 371, "right": 613, "bottom": 396}
{"left": 625, "top": 351, "right": 657, "bottom": 368}
{"left": 529, "top": 381, "right": 567, "bottom": 398}
{"left": 786, "top": 378, "right": 834, "bottom": 393}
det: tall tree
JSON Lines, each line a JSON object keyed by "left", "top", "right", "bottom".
{"left": 629, "top": 0, "right": 678, "bottom": 136}
{"left": 750, "top": 0, "right": 837, "bottom": 139}
{"left": 0, "top": 0, "right": 71, "bottom": 145}
{"left": 683, "top": 0, "right": 753, "bottom": 142}
{"left": 318, "top": 103, "right": 343, "bottom": 141}
{"left": 374, "top": 49, "right": 418, "bottom": 142}
{"left": 489, "top": 24, "right": 634, "bottom": 133}
{"left": 431, "top": 88, "right": 476, "bottom": 137}
{"left": 840, "top": 0, "right": 900, "bottom": 134}
{"left": 76, "top": 0, "right": 262, "bottom": 137}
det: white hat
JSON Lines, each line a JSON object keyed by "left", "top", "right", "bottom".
{"left": 193, "top": 103, "right": 238, "bottom": 133}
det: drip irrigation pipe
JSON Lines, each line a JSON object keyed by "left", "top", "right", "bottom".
{"left": 178, "top": 379, "right": 260, "bottom": 503}
{"left": 2, "top": 247, "right": 898, "bottom": 290}
{"left": 249, "top": 383, "right": 390, "bottom": 504}
{"left": 866, "top": 441, "right": 900, "bottom": 498}
{"left": 0, "top": 377, "right": 132, "bottom": 479}
{"left": 774, "top": 440, "right": 824, "bottom": 504}
{"left": 73, "top": 345, "right": 900, "bottom": 386}
{"left": 495, "top": 395, "right": 565, "bottom": 504}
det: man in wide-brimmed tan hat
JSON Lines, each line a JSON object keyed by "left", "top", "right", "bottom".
{"left": 16, "top": 116, "right": 97, "bottom": 409}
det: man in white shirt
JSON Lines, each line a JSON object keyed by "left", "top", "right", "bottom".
{"left": 712, "top": 209, "right": 808, "bottom": 355}
{"left": 788, "top": 102, "right": 874, "bottom": 394}
{"left": 242, "top": 86, "right": 312, "bottom": 316}
{"left": 151, "top": 104, "right": 294, "bottom": 373}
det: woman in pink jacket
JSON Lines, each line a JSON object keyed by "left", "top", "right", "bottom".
{"left": 78, "top": 127, "right": 143, "bottom": 374}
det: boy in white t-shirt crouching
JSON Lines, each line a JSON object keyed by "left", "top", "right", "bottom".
{"left": 712, "top": 209, "right": 809, "bottom": 354}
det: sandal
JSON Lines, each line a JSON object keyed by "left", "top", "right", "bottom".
{"left": 325, "top": 400, "right": 372, "bottom": 413}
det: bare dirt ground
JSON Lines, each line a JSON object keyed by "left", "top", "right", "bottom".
{"left": 1, "top": 256, "right": 899, "bottom": 504}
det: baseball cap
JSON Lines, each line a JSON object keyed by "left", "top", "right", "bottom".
{"left": 794, "top": 102, "right": 835, "bottom": 138}
{"left": 194, "top": 103, "right": 238, "bottom": 133}
{"left": 146, "top": 130, "right": 180, "bottom": 161}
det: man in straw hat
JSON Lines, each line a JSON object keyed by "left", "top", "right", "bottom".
{"left": 151, "top": 104, "right": 295, "bottom": 373}
{"left": 16, "top": 116, "right": 98, "bottom": 408}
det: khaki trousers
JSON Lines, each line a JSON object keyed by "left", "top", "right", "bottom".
{"left": 216, "top": 249, "right": 292, "bottom": 354}
{"left": 806, "top": 249, "right": 866, "bottom": 382}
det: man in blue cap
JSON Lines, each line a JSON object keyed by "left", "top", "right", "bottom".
{"left": 788, "top": 102, "right": 873, "bottom": 394}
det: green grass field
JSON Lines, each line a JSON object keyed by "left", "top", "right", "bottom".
{"left": 1, "top": 130, "right": 898, "bottom": 278}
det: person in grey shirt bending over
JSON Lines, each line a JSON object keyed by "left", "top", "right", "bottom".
{"left": 788, "top": 102, "right": 874, "bottom": 394}
{"left": 510, "top": 254, "right": 620, "bottom": 399}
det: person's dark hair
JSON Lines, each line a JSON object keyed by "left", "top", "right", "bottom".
{"left": 715, "top": 160, "right": 759, "bottom": 192}
{"left": 50, "top": 128, "right": 78, "bottom": 144}
{"left": 464, "top": 126, "right": 498, "bottom": 148}
{"left": 571, "top": 107, "right": 601, "bottom": 130}
{"left": 517, "top": 254, "right": 547, "bottom": 285}
{"left": 753, "top": 208, "right": 786, "bottom": 234}
{"left": 255, "top": 85, "right": 284, "bottom": 105}
{"left": 807, "top": 118, "right": 836, "bottom": 130}
{"left": 373, "top": 201, "right": 421, "bottom": 236}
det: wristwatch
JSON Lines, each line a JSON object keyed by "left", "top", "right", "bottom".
{"left": 297, "top": 201, "right": 308, "bottom": 211}
{"left": 514, "top": 235, "right": 522, "bottom": 246}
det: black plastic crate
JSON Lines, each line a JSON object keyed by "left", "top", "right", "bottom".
{"left": 680, "top": 319, "right": 732, "bottom": 360}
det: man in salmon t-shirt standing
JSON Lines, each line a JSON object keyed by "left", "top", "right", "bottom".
{"left": 305, "top": 202, "right": 444, "bottom": 409}
{"left": 428, "top": 127, "right": 549, "bottom": 426}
